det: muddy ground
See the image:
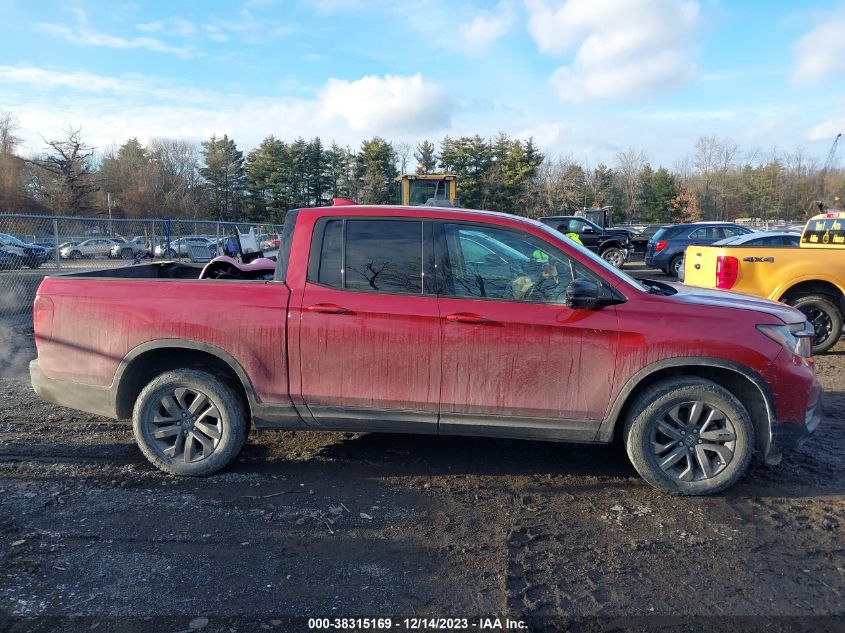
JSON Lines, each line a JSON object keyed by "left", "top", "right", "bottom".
{"left": 0, "top": 275, "right": 844, "bottom": 632}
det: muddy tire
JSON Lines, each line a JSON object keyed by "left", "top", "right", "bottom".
{"left": 133, "top": 369, "right": 248, "bottom": 476}
{"left": 624, "top": 377, "right": 753, "bottom": 495}
{"left": 788, "top": 294, "right": 842, "bottom": 354}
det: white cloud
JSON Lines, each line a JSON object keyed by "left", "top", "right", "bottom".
{"left": 319, "top": 74, "right": 453, "bottom": 133}
{"left": 792, "top": 9, "right": 845, "bottom": 83}
{"left": 807, "top": 118, "right": 845, "bottom": 141}
{"left": 458, "top": 0, "right": 518, "bottom": 54}
{"left": 525, "top": 0, "right": 699, "bottom": 101}
{"left": 136, "top": 17, "right": 198, "bottom": 37}
{"left": 0, "top": 67, "right": 453, "bottom": 153}
{"left": 35, "top": 8, "right": 200, "bottom": 59}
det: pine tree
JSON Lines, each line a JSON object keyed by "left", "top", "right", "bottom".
{"left": 200, "top": 134, "right": 245, "bottom": 221}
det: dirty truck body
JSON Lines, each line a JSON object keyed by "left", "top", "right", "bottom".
{"left": 30, "top": 205, "right": 820, "bottom": 494}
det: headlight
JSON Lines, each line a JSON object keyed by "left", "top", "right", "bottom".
{"left": 757, "top": 322, "right": 814, "bottom": 358}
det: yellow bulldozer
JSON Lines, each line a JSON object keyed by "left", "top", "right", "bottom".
{"left": 394, "top": 174, "right": 458, "bottom": 207}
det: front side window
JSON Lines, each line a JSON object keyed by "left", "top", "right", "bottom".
{"left": 312, "top": 219, "right": 424, "bottom": 294}
{"left": 441, "top": 223, "right": 604, "bottom": 304}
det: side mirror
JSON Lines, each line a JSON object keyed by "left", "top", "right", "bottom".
{"left": 565, "top": 279, "right": 603, "bottom": 310}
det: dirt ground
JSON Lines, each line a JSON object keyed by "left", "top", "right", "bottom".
{"left": 1, "top": 277, "right": 844, "bottom": 632}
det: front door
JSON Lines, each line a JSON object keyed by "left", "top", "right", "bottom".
{"left": 435, "top": 222, "right": 620, "bottom": 441}
{"left": 297, "top": 218, "right": 441, "bottom": 432}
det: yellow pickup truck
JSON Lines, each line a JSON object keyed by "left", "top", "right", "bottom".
{"left": 683, "top": 212, "right": 845, "bottom": 353}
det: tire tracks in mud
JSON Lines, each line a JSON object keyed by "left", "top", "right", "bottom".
{"left": 504, "top": 493, "right": 614, "bottom": 625}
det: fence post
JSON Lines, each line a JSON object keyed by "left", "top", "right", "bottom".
{"left": 52, "top": 217, "right": 61, "bottom": 272}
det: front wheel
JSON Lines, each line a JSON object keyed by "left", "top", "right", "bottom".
{"left": 789, "top": 294, "right": 842, "bottom": 354}
{"left": 600, "top": 247, "right": 625, "bottom": 269}
{"left": 70, "top": 250, "right": 82, "bottom": 260}
{"left": 133, "top": 369, "right": 248, "bottom": 476}
{"left": 624, "top": 377, "right": 753, "bottom": 495}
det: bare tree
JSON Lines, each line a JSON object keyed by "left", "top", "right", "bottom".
{"left": 0, "top": 111, "right": 21, "bottom": 156}
{"left": 615, "top": 148, "right": 647, "bottom": 221}
{"left": 27, "top": 128, "right": 98, "bottom": 215}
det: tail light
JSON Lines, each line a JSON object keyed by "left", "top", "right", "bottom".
{"left": 33, "top": 294, "right": 54, "bottom": 342}
{"left": 654, "top": 240, "right": 668, "bottom": 252}
{"left": 715, "top": 255, "right": 739, "bottom": 289}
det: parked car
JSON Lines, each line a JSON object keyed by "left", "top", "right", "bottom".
{"left": 539, "top": 216, "right": 634, "bottom": 268}
{"left": 154, "top": 236, "right": 214, "bottom": 258}
{"left": 630, "top": 224, "right": 667, "bottom": 258}
{"left": 31, "top": 204, "right": 820, "bottom": 495}
{"left": 684, "top": 212, "right": 845, "bottom": 353}
{"left": 110, "top": 236, "right": 152, "bottom": 259}
{"left": 60, "top": 238, "right": 125, "bottom": 259}
{"left": 0, "top": 233, "right": 49, "bottom": 268}
{"left": 645, "top": 222, "right": 754, "bottom": 276}
{"left": 0, "top": 246, "right": 14, "bottom": 269}
{"left": 31, "top": 241, "right": 57, "bottom": 260}
{"left": 712, "top": 231, "right": 800, "bottom": 247}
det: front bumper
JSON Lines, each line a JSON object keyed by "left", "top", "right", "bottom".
{"left": 762, "top": 382, "right": 822, "bottom": 465}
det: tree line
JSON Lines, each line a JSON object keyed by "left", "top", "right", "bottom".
{"left": 0, "top": 110, "right": 841, "bottom": 225}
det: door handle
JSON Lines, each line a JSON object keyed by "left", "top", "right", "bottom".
{"left": 445, "top": 312, "right": 496, "bottom": 325}
{"left": 307, "top": 303, "right": 350, "bottom": 314}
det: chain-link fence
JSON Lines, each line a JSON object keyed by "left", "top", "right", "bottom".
{"left": 0, "top": 214, "right": 285, "bottom": 322}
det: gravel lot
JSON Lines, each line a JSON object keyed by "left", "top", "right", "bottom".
{"left": 0, "top": 266, "right": 843, "bottom": 632}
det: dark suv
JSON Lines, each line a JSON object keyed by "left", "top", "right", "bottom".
{"left": 539, "top": 216, "right": 633, "bottom": 268}
{"left": 646, "top": 223, "right": 753, "bottom": 276}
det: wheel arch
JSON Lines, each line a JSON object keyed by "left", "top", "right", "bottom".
{"left": 777, "top": 278, "right": 845, "bottom": 313}
{"left": 600, "top": 357, "right": 775, "bottom": 456}
{"left": 113, "top": 340, "right": 256, "bottom": 420}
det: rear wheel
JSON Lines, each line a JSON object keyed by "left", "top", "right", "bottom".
{"left": 624, "top": 377, "right": 753, "bottom": 495}
{"left": 789, "top": 294, "right": 842, "bottom": 354}
{"left": 669, "top": 254, "right": 684, "bottom": 277}
{"left": 133, "top": 369, "right": 248, "bottom": 476}
{"left": 600, "top": 247, "right": 625, "bottom": 269}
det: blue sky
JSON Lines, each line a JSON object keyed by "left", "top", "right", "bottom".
{"left": 2, "top": 0, "right": 845, "bottom": 167}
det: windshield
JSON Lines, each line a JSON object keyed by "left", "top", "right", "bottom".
{"left": 532, "top": 221, "right": 648, "bottom": 292}
{"left": 0, "top": 233, "right": 25, "bottom": 246}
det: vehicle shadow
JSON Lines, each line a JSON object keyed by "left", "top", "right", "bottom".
{"left": 244, "top": 430, "right": 638, "bottom": 480}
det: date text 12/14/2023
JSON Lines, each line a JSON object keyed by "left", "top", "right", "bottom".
{"left": 307, "top": 617, "right": 528, "bottom": 630}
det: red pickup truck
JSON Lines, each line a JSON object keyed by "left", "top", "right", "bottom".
{"left": 30, "top": 205, "right": 821, "bottom": 495}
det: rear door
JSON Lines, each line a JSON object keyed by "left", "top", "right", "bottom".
{"left": 435, "top": 221, "right": 619, "bottom": 441}
{"left": 297, "top": 217, "right": 441, "bottom": 431}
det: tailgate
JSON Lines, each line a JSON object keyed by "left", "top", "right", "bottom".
{"left": 683, "top": 246, "right": 720, "bottom": 288}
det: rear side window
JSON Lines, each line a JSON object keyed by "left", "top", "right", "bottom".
{"left": 690, "top": 226, "right": 722, "bottom": 240}
{"left": 312, "top": 219, "right": 424, "bottom": 294}
{"left": 346, "top": 221, "right": 422, "bottom": 293}
{"left": 802, "top": 218, "right": 845, "bottom": 245}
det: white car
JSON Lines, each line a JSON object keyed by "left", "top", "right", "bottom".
{"left": 154, "top": 236, "right": 214, "bottom": 258}
{"left": 60, "top": 238, "right": 125, "bottom": 259}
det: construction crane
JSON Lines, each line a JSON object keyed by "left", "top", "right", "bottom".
{"left": 819, "top": 132, "right": 842, "bottom": 211}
